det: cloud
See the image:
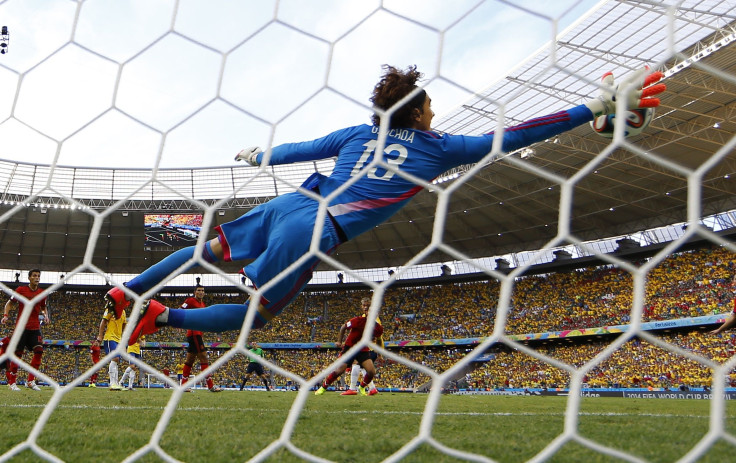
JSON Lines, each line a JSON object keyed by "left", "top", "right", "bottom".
{"left": 0, "top": 0, "right": 598, "bottom": 168}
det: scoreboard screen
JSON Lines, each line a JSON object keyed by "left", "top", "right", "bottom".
{"left": 144, "top": 214, "right": 203, "bottom": 249}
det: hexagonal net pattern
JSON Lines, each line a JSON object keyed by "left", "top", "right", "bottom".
{"left": 1, "top": 1, "right": 735, "bottom": 462}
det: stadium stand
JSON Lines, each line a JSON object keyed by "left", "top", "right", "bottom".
{"left": 2, "top": 245, "right": 734, "bottom": 390}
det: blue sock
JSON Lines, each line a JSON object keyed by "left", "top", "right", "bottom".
{"left": 126, "top": 247, "right": 199, "bottom": 294}
{"left": 166, "top": 301, "right": 266, "bottom": 332}
{"left": 202, "top": 240, "right": 217, "bottom": 264}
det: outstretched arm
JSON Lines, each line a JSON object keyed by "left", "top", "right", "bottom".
{"left": 502, "top": 69, "right": 665, "bottom": 153}
{"left": 451, "top": 68, "right": 666, "bottom": 167}
{"left": 235, "top": 126, "right": 359, "bottom": 167}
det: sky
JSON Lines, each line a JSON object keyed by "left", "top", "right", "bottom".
{"left": 0, "top": 0, "right": 599, "bottom": 169}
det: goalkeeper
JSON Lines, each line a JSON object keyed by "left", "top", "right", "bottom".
{"left": 102, "top": 64, "right": 665, "bottom": 343}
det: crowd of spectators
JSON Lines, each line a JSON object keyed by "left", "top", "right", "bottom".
{"left": 468, "top": 329, "right": 735, "bottom": 390}
{"left": 2, "top": 246, "right": 736, "bottom": 390}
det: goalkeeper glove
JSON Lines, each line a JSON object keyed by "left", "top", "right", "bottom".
{"left": 584, "top": 68, "right": 666, "bottom": 117}
{"left": 234, "top": 146, "right": 262, "bottom": 166}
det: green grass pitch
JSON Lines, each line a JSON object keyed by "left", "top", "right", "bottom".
{"left": 1, "top": 388, "right": 735, "bottom": 462}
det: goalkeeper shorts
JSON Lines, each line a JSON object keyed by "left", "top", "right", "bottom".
{"left": 216, "top": 192, "right": 342, "bottom": 321}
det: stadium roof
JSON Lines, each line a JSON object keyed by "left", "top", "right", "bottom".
{"left": 1, "top": 0, "right": 735, "bottom": 275}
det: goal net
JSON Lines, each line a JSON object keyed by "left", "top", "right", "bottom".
{"left": 0, "top": 0, "right": 735, "bottom": 461}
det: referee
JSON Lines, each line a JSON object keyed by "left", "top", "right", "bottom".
{"left": 239, "top": 342, "right": 271, "bottom": 391}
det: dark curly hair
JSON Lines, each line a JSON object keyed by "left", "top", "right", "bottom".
{"left": 370, "top": 65, "right": 427, "bottom": 128}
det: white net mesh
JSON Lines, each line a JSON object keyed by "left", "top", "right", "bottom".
{"left": 1, "top": 0, "right": 735, "bottom": 461}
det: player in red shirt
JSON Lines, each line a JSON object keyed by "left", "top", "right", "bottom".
{"left": 88, "top": 343, "right": 102, "bottom": 387}
{"left": 180, "top": 285, "right": 222, "bottom": 392}
{"left": 1, "top": 269, "right": 49, "bottom": 391}
{"left": 315, "top": 303, "right": 384, "bottom": 396}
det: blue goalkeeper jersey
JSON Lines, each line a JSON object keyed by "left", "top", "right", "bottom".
{"left": 257, "top": 104, "right": 593, "bottom": 241}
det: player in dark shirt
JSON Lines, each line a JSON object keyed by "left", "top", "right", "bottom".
{"left": 315, "top": 306, "right": 384, "bottom": 396}
{"left": 1, "top": 269, "right": 49, "bottom": 391}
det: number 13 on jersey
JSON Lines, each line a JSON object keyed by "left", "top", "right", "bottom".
{"left": 350, "top": 139, "right": 408, "bottom": 181}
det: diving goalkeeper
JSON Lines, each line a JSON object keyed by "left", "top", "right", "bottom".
{"left": 100, "top": 64, "right": 666, "bottom": 343}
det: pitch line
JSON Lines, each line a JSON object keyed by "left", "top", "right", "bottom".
{"left": 0, "top": 402, "right": 711, "bottom": 419}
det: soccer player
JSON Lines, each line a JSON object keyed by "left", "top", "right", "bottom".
{"left": 1, "top": 269, "right": 49, "bottom": 391}
{"left": 179, "top": 286, "right": 222, "bottom": 392}
{"left": 175, "top": 360, "right": 185, "bottom": 384}
{"left": 120, "top": 335, "right": 144, "bottom": 390}
{"left": 343, "top": 297, "right": 384, "bottom": 396}
{"left": 88, "top": 343, "right": 101, "bottom": 387}
{"left": 94, "top": 305, "right": 126, "bottom": 390}
{"left": 239, "top": 341, "right": 271, "bottom": 391}
{"left": 315, "top": 302, "right": 384, "bottom": 396}
{"left": 102, "top": 65, "right": 665, "bottom": 343}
